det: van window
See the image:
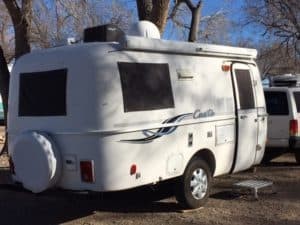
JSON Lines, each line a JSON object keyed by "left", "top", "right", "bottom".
{"left": 118, "top": 62, "right": 175, "bottom": 112}
{"left": 264, "top": 91, "right": 289, "bottom": 115}
{"left": 19, "top": 69, "right": 67, "bottom": 116}
{"left": 293, "top": 92, "right": 300, "bottom": 112}
{"left": 235, "top": 69, "right": 255, "bottom": 110}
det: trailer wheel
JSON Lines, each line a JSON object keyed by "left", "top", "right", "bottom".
{"left": 175, "top": 158, "right": 211, "bottom": 209}
{"left": 295, "top": 151, "right": 300, "bottom": 164}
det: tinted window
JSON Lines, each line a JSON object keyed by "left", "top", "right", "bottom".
{"left": 19, "top": 69, "right": 67, "bottom": 116}
{"left": 264, "top": 91, "right": 289, "bottom": 115}
{"left": 118, "top": 62, "right": 175, "bottom": 112}
{"left": 293, "top": 92, "right": 300, "bottom": 112}
{"left": 235, "top": 69, "right": 255, "bottom": 109}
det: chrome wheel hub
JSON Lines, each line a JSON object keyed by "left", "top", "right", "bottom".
{"left": 190, "top": 168, "right": 208, "bottom": 200}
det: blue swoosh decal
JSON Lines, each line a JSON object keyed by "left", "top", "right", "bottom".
{"left": 120, "top": 113, "right": 193, "bottom": 143}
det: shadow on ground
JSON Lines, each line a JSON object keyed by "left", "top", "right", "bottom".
{"left": 260, "top": 161, "right": 299, "bottom": 167}
{"left": 210, "top": 191, "right": 241, "bottom": 200}
{"left": 0, "top": 153, "right": 299, "bottom": 225}
{"left": 0, "top": 169, "right": 180, "bottom": 225}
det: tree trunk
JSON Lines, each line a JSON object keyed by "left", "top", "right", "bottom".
{"left": 0, "top": 47, "right": 10, "bottom": 154}
{"left": 150, "top": 0, "right": 170, "bottom": 34}
{"left": 0, "top": 46, "right": 9, "bottom": 119}
{"left": 185, "top": 0, "right": 202, "bottom": 42}
{"left": 0, "top": 0, "right": 32, "bottom": 154}
{"left": 0, "top": 47, "right": 9, "bottom": 124}
{"left": 136, "top": 0, "right": 170, "bottom": 34}
{"left": 3, "top": 0, "right": 31, "bottom": 59}
{"left": 136, "top": 0, "right": 153, "bottom": 21}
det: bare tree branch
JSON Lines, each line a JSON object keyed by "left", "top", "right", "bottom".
{"left": 244, "top": 0, "right": 300, "bottom": 56}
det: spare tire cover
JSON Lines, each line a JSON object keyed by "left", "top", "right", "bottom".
{"left": 11, "top": 131, "right": 62, "bottom": 193}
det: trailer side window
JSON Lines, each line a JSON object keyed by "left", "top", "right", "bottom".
{"left": 118, "top": 62, "right": 175, "bottom": 112}
{"left": 264, "top": 92, "right": 289, "bottom": 115}
{"left": 293, "top": 92, "right": 300, "bottom": 112}
{"left": 235, "top": 69, "right": 255, "bottom": 110}
{"left": 19, "top": 69, "right": 67, "bottom": 116}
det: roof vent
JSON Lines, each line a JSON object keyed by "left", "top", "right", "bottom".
{"left": 128, "top": 21, "right": 160, "bottom": 39}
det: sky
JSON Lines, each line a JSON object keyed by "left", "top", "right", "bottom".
{"left": 43, "top": 0, "right": 263, "bottom": 46}
{"left": 121, "top": 0, "right": 264, "bottom": 45}
{"left": 111, "top": 0, "right": 251, "bottom": 40}
{"left": 40, "top": 0, "right": 265, "bottom": 46}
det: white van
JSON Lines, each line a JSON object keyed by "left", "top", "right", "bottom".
{"left": 264, "top": 75, "right": 300, "bottom": 163}
{"left": 8, "top": 22, "right": 267, "bottom": 209}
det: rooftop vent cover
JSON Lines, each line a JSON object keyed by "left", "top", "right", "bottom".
{"left": 128, "top": 21, "right": 160, "bottom": 39}
{"left": 271, "top": 74, "right": 300, "bottom": 87}
{"left": 83, "top": 24, "right": 125, "bottom": 43}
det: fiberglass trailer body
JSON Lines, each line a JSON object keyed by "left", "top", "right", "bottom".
{"left": 8, "top": 22, "right": 267, "bottom": 209}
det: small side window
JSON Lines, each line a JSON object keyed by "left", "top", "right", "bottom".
{"left": 293, "top": 92, "right": 300, "bottom": 112}
{"left": 264, "top": 91, "right": 289, "bottom": 115}
{"left": 19, "top": 69, "right": 67, "bottom": 116}
{"left": 118, "top": 62, "right": 175, "bottom": 112}
{"left": 235, "top": 69, "right": 255, "bottom": 110}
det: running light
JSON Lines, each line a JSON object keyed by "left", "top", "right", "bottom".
{"left": 130, "top": 164, "right": 137, "bottom": 175}
{"left": 290, "top": 120, "right": 298, "bottom": 136}
{"left": 80, "top": 161, "right": 95, "bottom": 183}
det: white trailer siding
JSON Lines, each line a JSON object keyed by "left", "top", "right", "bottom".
{"left": 8, "top": 38, "right": 264, "bottom": 192}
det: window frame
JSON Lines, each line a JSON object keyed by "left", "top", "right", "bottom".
{"left": 234, "top": 69, "right": 255, "bottom": 110}
{"left": 264, "top": 91, "right": 289, "bottom": 116}
{"left": 118, "top": 62, "right": 175, "bottom": 112}
{"left": 293, "top": 92, "right": 300, "bottom": 113}
{"left": 18, "top": 69, "right": 68, "bottom": 117}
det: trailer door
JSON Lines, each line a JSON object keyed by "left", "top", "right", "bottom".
{"left": 232, "top": 63, "right": 258, "bottom": 172}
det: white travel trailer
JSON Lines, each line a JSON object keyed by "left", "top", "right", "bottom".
{"left": 8, "top": 22, "right": 267, "bottom": 209}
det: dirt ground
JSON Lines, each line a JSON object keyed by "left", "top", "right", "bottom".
{"left": 0, "top": 148, "right": 299, "bottom": 225}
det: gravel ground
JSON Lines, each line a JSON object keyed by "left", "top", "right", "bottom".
{"left": 0, "top": 151, "right": 299, "bottom": 225}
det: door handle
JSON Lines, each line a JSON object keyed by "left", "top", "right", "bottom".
{"left": 240, "top": 115, "right": 248, "bottom": 119}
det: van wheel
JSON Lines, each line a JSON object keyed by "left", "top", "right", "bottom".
{"left": 175, "top": 158, "right": 211, "bottom": 209}
{"left": 295, "top": 151, "right": 300, "bottom": 164}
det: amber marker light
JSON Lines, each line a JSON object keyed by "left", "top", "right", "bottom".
{"left": 222, "top": 64, "right": 231, "bottom": 72}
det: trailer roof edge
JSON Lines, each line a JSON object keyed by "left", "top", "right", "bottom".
{"left": 121, "top": 35, "right": 257, "bottom": 59}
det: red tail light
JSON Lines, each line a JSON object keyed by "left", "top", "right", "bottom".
{"left": 290, "top": 120, "right": 298, "bottom": 136}
{"left": 130, "top": 164, "right": 137, "bottom": 175}
{"left": 80, "top": 161, "right": 95, "bottom": 183}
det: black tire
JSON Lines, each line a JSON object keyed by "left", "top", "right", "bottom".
{"left": 175, "top": 158, "right": 211, "bottom": 209}
{"left": 295, "top": 151, "right": 300, "bottom": 164}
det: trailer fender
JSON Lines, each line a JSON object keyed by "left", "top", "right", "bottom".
{"left": 10, "top": 131, "right": 62, "bottom": 193}
{"left": 187, "top": 149, "right": 216, "bottom": 177}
